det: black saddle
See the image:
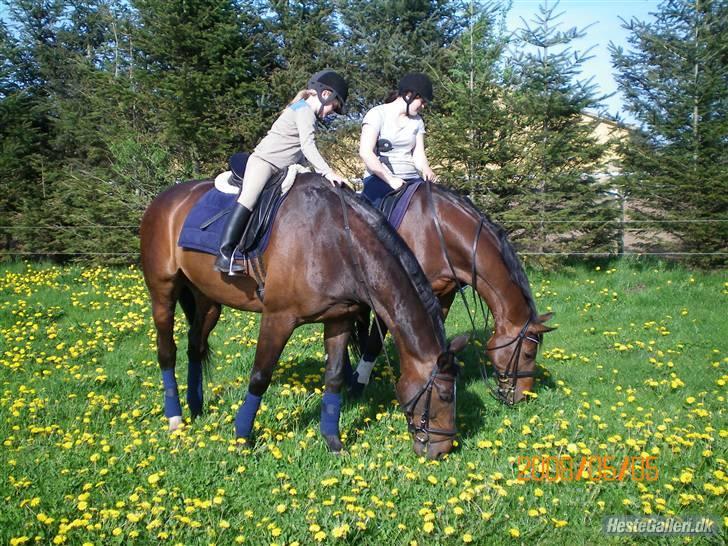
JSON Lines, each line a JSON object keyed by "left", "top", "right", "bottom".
{"left": 204, "top": 151, "right": 288, "bottom": 255}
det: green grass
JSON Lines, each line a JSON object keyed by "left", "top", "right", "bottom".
{"left": 1, "top": 260, "right": 726, "bottom": 545}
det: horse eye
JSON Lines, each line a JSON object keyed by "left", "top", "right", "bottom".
{"left": 524, "top": 352, "right": 535, "bottom": 360}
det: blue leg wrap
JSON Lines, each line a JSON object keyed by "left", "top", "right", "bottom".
{"left": 320, "top": 392, "right": 342, "bottom": 437}
{"left": 162, "top": 368, "right": 182, "bottom": 418}
{"left": 235, "top": 392, "right": 262, "bottom": 439}
{"left": 187, "top": 360, "right": 203, "bottom": 417}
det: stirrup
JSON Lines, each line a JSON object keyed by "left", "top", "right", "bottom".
{"left": 214, "top": 247, "right": 246, "bottom": 275}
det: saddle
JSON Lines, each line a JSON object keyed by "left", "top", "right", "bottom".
{"left": 178, "top": 155, "right": 308, "bottom": 299}
{"left": 373, "top": 178, "right": 424, "bottom": 229}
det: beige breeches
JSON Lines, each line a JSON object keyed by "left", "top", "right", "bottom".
{"left": 236, "top": 155, "right": 279, "bottom": 209}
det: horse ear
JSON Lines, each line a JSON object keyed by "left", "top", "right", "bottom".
{"left": 538, "top": 312, "right": 554, "bottom": 323}
{"left": 448, "top": 334, "right": 469, "bottom": 354}
{"left": 532, "top": 313, "right": 556, "bottom": 334}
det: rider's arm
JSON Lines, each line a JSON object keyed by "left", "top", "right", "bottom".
{"left": 413, "top": 131, "right": 438, "bottom": 182}
{"left": 295, "top": 106, "right": 333, "bottom": 176}
{"left": 359, "top": 123, "right": 405, "bottom": 189}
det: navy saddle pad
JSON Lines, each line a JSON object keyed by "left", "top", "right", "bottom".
{"left": 376, "top": 179, "right": 424, "bottom": 229}
{"left": 178, "top": 169, "right": 289, "bottom": 259}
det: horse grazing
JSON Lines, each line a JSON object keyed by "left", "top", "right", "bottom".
{"left": 354, "top": 183, "right": 554, "bottom": 405}
{"left": 140, "top": 174, "right": 467, "bottom": 459}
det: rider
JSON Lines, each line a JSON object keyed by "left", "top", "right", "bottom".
{"left": 359, "top": 72, "right": 439, "bottom": 209}
{"left": 215, "top": 70, "right": 349, "bottom": 274}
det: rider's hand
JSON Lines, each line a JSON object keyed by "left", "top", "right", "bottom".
{"left": 422, "top": 167, "right": 439, "bottom": 183}
{"left": 388, "top": 176, "right": 406, "bottom": 190}
{"left": 325, "top": 171, "right": 347, "bottom": 187}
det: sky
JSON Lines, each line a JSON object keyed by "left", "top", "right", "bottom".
{"left": 505, "top": 0, "right": 660, "bottom": 121}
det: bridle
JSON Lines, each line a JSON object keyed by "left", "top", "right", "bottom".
{"left": 486, "top": 320, "right": 541, "bottom": 405}
{"left": 400, "top": 364, "right": 458, "bottom": 445}
{"left": 424, "top": 181, "right": 540, "bottom": 406}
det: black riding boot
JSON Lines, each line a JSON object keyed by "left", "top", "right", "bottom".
{"left": 214, "top": 203, "right": 252, "bottom": 274}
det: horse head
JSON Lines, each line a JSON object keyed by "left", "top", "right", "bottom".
{"left": 486, "top": 312, "right": 555, "bottom": 405}
{"left": 398, "top": 334, "right": 468, "bottom": 459}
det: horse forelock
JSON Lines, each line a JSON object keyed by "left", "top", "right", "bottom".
{"left": 433, "top": 185, "right": 538, "bottom": 320}
{"left": 335, "top": 186, "right": 447, "bottom": 350}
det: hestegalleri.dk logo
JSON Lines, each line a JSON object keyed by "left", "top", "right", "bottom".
{"left": 602, "top": 515, "right": 721, "bottom": 536}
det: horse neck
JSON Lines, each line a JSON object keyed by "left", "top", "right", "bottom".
{"left": 436, "top": 194, "right": 534, "bottom": 333}
{"left": 358, "top": 231, "right": 445, "bottom": 379}
{"left": 473, "top": 239, "right": 533, "bottom": 334}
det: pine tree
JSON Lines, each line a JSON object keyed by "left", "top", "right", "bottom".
{"left": 337, "top": 0, "right": 466, "bottom": 111}
{"left": 132, "top": 0, "right": 277, "bottom": 174}
{"left": 0, "top": 1, "right": 66, "bottom": 257}
{"left": 610, "top": 0, "right": 727, "bottom": 264}
{"left": 266, "top": 0, "right": 343, "bottom": 104}
{"left": 425, "top": 2, "right": 512, "bottom": 206}
{"left": 502, "top": 0, "right": 616, "bottom": 255}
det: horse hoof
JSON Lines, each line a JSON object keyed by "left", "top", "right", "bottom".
{"left": 323, "top": 434, "right": 344, "bottom": 454}
{"left": 235, "top": 437, "right": 252, "bottom": 453}
{"left": 348, "top": 381, "right": 365, "bottom": 398}
{"left": 168, "top": 415, "right": 183, "bottom": 432}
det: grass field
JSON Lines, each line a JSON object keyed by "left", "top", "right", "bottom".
{"left": 1, "top": 260, "right": 726, "bottom": 545}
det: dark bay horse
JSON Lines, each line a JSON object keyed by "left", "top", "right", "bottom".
{"left": 140, "top": 174, "right": 467, "bottom": 459}
{"left": 353, "top": 183, "right": 554, "bottom": 405}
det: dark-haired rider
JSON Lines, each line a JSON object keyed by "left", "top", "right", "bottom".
{"left": 355, "top": 73, "right": 439, "bottom": 387}
{"left": 359, "top": 72, "right": 439, "bottom": 210}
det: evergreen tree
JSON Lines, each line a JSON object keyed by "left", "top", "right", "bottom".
{"left": 426, "top": 2, "right": 512, "bottom": 206}
{"left": 266, "top": 0, "right": 343, "bottom": 104}
{"left": 132, "top": 0, "right": 276, "bottom": 174}
{"left": 502, "top": 0, "right": 615, "bottom": 255}
{"left": 610, "top": 0, "right": 727, "bottom": 264}
{"left": 0, "top": 1, "right": 65, "bottom": 257}
{"left": 337, "top": 0, "right": 467, "bottom": 111}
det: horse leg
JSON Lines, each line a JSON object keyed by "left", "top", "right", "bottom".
{"left": 180, "top": 289, "right": 221, "bottom": 419}
{"left": 350, "top": 315, "right": 388, "bottom": 396}
{"left": 438, "top": 290, "right": 457, "bottom": 320}
{"left": 150, "top": 282, "right": 183, "bottom": 431}
{"left": 321, "top": 320, "right": 350, "bottom": 453}
{"left": 234, "top": 313, "right": 294, "bottom": 443}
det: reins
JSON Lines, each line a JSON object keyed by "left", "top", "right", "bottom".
{"left": 335, "top": 185, "right": 393, "bottom": 374}
{"left": 424, "top": 181, "right": 539, "bottom": 405}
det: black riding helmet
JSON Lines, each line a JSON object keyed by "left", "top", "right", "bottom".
{"left": 308, "top": 70, "right": 349, "bottom": 117}
{"left": 398, "top": 72, "right": 433, "bottom": 116}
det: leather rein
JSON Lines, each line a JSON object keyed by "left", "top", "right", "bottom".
{"left": 424, "top": 181, "right": 539, "bottom": 406}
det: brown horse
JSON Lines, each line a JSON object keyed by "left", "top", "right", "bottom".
{"left": 353, "top": 182, "right": 554, "bottom": 405}
{"left": 140, "top": 174, "right": 467, "bottom": 459}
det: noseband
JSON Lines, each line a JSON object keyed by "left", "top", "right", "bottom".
{"left": 485, "top": 320, "right": 540, "bottom": 405}
{"left": 400, "top": 366, "right": 457, "bottom": 445}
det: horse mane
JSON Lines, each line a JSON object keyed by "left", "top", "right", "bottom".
{"left": 433, "top": 185, "right": 538, "bottom": 320}
{"left": 339, "top": 187, "right": 447, "bottom": 350}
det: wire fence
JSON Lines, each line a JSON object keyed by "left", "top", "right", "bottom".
{"left": 1, "top": 220, "right": 726, "bottom": 258}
